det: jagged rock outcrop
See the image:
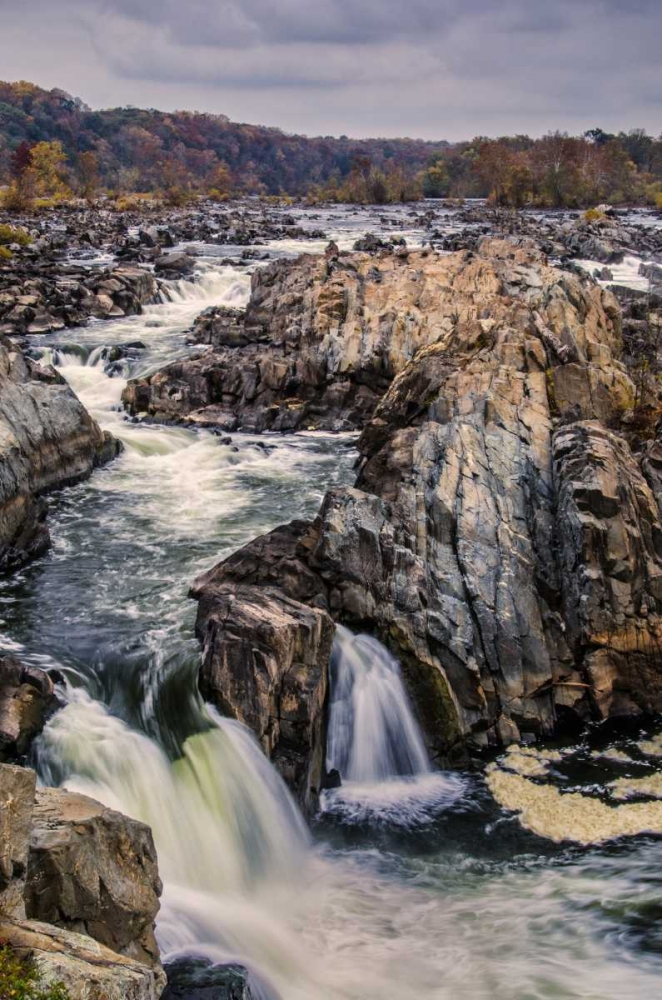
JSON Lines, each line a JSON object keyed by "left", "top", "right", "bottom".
{"left": 192, "top": 238, "right": 662, "bottom": 792}
{"left": 126, "top": 244, "right": 530, "bottom": 432}
{"left": 0, "top": 336, "right": 118, "bottom": 570}
{"left": 0, "top": 762, "right": 165, "bottom": 999}
{"left": 0, "top": 658, "right": 57, "bottom": 761}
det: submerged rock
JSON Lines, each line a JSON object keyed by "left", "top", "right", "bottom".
{"left": 191, "top": 237, "right": 662, "bottom": 786}
{"left": 163, "top": 958, "right": 253, "bottom": 1000}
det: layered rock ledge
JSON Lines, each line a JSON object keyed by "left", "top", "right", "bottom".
{"left": 0, "top": 336, "right": 118, "bottom": 570}
{"left": 190, "top": 238, "right": 662, "bottom": 802}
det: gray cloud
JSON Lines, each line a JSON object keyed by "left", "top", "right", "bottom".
{"left": 0, "top": 0, "right": 659, "bottom": 139}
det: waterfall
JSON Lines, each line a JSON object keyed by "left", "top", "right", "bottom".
{"left": 323, "top": 626, "right": 465, "bottom": 826}
{"left": 35, "top": 691, "right": 310, "bottom": 995}
{"left": 327, "top": 626, "right": 431, "bottom": 782}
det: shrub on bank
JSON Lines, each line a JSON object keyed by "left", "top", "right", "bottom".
{"left": 0, "top": 943, "right": 70, "bottom": 1000}
{"left": 0, "top": 222, "right": 32, "bottom": 258}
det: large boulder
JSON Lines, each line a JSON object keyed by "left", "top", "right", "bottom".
{"left": 0, "top": 762, "right": 165, "bottom": 997}
{"left": 26, "top": 787, "right": 162, "bottom": 968}
{"left": 191, "top": 238, "right": 662, "bottom": 784}
{"left": 0, "top": 336, "right": 118, "bottom": 570}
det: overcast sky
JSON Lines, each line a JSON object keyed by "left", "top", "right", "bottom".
{"left": 1, "top": 0, "right": 660, "bottom": 140}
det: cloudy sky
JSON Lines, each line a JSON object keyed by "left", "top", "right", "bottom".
{"left": 1, "top": 0, "right": 660, "bottom": 140}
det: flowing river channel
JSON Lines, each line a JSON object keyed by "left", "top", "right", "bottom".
{"left": 2, "top": 205, "right": 662, "bottom": 1000}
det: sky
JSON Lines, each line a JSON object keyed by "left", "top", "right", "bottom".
{"left": 0, "top": 0, "right": 660, "bottom": 141}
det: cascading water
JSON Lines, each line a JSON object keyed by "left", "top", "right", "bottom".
{"left": 322, "top": 626, "right": 466, "bottom": 826}
{"left": 326, "top": 626, "right": 430, "bottom": 782}
{"left": 35, "top": 691, "right": 311, "bottom": 997}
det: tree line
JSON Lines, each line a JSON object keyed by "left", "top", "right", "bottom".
{"left": 1, "top": 81, "right": 661, "bottom": 209}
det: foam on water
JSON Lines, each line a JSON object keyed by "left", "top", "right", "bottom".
{"left": 575, "top": 254, "right": 657, "bottom": 291}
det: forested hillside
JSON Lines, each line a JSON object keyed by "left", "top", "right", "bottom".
{"left": 1, "top": 80, "right": 661, "bottom": 207}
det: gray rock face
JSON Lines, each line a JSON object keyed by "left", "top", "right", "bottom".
{"left": 26, "top": 787, "right": 163, "bottom": 967}
{"left": 0, "top": 336, "right": 118, "bottom": 570}
{"left": 0, "top": 659, "right": 57, "bottom": 762}
{"left": 192, "top": 238, "right": 662, "bottom": 787}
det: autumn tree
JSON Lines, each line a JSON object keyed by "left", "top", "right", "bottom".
{"left": 474, "top": 140, "right": 532, "bottom": 207}
{"left": 78, "top": 150, "right": 100, "bottom": 200}
{"left": 422, "top": 155, "right": 451, "bottom": 198}
{"left": 29, "top": 140, "right": 71, "bottom": 199}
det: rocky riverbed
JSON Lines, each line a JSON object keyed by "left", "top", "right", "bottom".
{"left": 1, "top": 199, "right": 662, "bottom": 1000}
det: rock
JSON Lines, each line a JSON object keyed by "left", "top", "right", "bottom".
{"left": 26, "top": 787, "right": 163, "bottom": 968}
{"left": 187, "top": 307, "right": 250, "bottom": 349}
{"left": 154, "top": 253, "right": 194, "bottom": 275}
{"left": 639, "top": 261, "right": 662, "bottom": 287}
{"left": 0, "top": 919, "right": 166, "bottom": 1000}
{"left": 0, "top": 763, "right": 165, "bottom": 996}
{"left": 191, "top": 238, "right": 662, "bottom": 778}
{"left": 0, "top": 763, "right": 36, "bottom": 919}
{"left": 163, "top": 958, "right": 252, "bottom": 1000}
{"left": 192, "top": 521, "right": 334, "bottom": 811}
{"left": 0, "top": 264, "right": 157, "bottom": 336}
{"left": 352, "top": 233, "right": 390, "bottom": 252}
{"left": 554, "top": 422, "right": 662, "bottom": 718}
{"left": 0, "top": 336, "right": 119, "bottom": 570}
{"left": 0, "top": 658, "right": 57, "bottom": 761}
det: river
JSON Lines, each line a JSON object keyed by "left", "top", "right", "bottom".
{"left": 2, "top": 204, "right": 662, "bottom": 1000}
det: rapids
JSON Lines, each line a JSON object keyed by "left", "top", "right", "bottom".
{"left": 2, "top": 206, "right": 662, "bottom": 999}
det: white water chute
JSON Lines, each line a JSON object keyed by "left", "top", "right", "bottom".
{"left": 323, "top": 626, "right": 465, "bottom": 825}
{"left": 326, "top": 626, "right": 431, "bottom": 783}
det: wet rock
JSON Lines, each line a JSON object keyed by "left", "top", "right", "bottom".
{"left": 163, "top": 958, "right": 253, "bottom": 1000}
{"left": 0, "top": 658, "right": 57, "bottom": 762}
{"left": 154, "top": 253, "right": 195, "bottom": 276}
{"left": 0, "top": 337, "right": 119, "bottom": 571}
{"left": 0, "top": 262, "right": 157, "bottom": 336}
{"left": 192, "top": 522, "right": 334, "bottom": 811}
